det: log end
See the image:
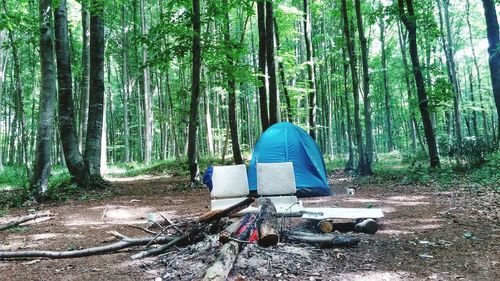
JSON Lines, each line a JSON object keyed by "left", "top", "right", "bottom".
{"left": 317, "top": 220, "right": 334, "bottom": 233}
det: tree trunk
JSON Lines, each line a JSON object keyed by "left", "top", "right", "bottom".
{"left": 399, "top": 0, "right": 440, "bottom": 167}
{"left": 341, "top": 0, "right": 369, "bottom": 174}
{"left": 84, "top": 0, "right": 106, "bottom": 177}
{"left": 223, "top": 3, "right": 243, "bottom": 165}
{"left": 274, "top": 18, "right": 292, "bottom": 122}
{"left": 438, "top": 0, "right": 463, "bottom": 144}
{"left": 140, "top": 0, "right": 153, "bottom": 164}
{"left": 187, "top": 0, "right": 201, "bottom": 184}
{"left": 54, "top": 0, "right": 89, "bottom": 188}
{"left": 303, "top": 0, "right": 317, "bottom": 139}
{"left": 256, "top": 0, "right": 269, "bottom": 131}
{"left": 32, "top": 0, "right": 57, "bottom": 199}
{"left": 380, "top": 18, "right": 394, "bottom": 151}
{"left": 121, "top": 4, "right": 131, "bottom": 162}
{"left": 342, "top": 46, "right": 354, "bottom": 171}
{"left": 354, "top": 0, "right": 373, "bottom": 173}
{"left": 78, "top": 0, "right": 90, "bottom": 153}
{"left": 257, "top": 198, "right": 279, "bottom": 247}
{"left": 481, "top": 0, "right": 500, "bottom": 144}
{"left": 266, "top": 1, "right": 279, "bottom": 126}
{"left": 466, "top": 0, "right": 489, "bottom": 139}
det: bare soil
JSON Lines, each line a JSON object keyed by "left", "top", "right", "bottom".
{"left": 0, "top": 171, "right": 498, "bottom": 281}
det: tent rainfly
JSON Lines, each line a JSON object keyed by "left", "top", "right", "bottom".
{"left": 248, "top": 122, "right": 332, "bottom": 197}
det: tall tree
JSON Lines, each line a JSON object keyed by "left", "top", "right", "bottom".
{"left": 141, "top": 0, "right": 153, "bottom": 164}
{"left": 398, "top": 0, "right": 440, "bottom": 167}
{"left": 223, "top": 1, "right": 243, "bottom": 164}
{"left": 54, "top": 0, "right": 89, "bottom": 187}
{"left": 84, "top": 0, "right": 106, "bottom": 177}
{"left": 187, "top": 0, "right": 201, "bottom": 185}
{"left": 354, "top": 0, "right": 373, "bottom": 171}
{"left": 256, "top": 0, "right": 269, "bottom": 131}
{"left": 341, "top": 0, "right": 370, "bottom": 174}
{"left": 481, "top": 0, "right": 500, "bottom": 144}
{"left": 266, "top": 0, "right": 279, "bottom": 125}
{"left": 380, "top": 16, "right": 394, "bottom": 151}
{"left": 303, "top": 0, "right": 317, "bottom": 139}
{"left": 32, "top": 0, "right": 57, "bottom": 198}
{"left": 121, "top": 3, "right": 131, "bottom": 162}
{"left": 78, "top": 0, "right": 90, "bottom": 152}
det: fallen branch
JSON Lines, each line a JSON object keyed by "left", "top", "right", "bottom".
{"left": 0, "top": 235, "right": 177, "bottom": 259}
{"left": 198, "top": 197, "right": 254, "bottom": 223}
{"left": 126, "top": 224, "right": 158, "bottom": 235}
{"left": 283, "top": 231, "right": 360, "bottom": 248}
{"left": 202, "top": 241, "right": 239, "bottom": 281}
{"left": 0, "top": 212, "right": 51, "bottom": 231}
{"left": 130, "top": 230, "right": 193, "bottom": 260}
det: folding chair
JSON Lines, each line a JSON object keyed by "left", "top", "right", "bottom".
{"left": 256, "top": 162, "right": 305, "bottom": 215}
{"left": 209, "top": 164, "right": 257, "bottom": 214}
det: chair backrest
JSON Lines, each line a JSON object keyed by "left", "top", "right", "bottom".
{"left": 256, "top": 162, "right": 296, "bottom": 196}
{"left": 210, "top": 164, "right": 249, "bottom": 198}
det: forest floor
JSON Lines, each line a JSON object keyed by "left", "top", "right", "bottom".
{"left": 0, "top": 170, "right": 498, "bottom": 281}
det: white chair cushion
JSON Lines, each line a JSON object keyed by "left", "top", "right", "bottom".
{"left": 210, "top": 164, "right": 249, "bottom": 198}
{"left": 256, "top": 162, "right": 296, "bottom": 196}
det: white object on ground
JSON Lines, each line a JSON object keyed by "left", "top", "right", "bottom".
{"left": 301, "top": 207, "right": 384, "bottom": 220}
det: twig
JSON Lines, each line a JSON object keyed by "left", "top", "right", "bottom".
{"left": 155, "top": 210, "right": 182, "bottom": 234}
{"left": 126, "top": 224, "right": 159, "bottom": 235}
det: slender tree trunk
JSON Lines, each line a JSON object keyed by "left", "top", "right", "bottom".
{"left": 54, "top": 0, "right": 89, "bottom": 187}
{"left": 438, "top": 0, "right": 462, "bottom": 144}
{"left": 33, "top": 0, "right": 57, "bottom": 198}
{"left": 2, "top": 0, "right": 30, "bottom": 178}
{"left": 187, "top": 0, "right": 201, "bottom": 184}
{"left": 466, "top": 0, "right": 489, "bottom": 139}
{"left": 84, "top": 0, "right": 105, "bottom": 177}
{"left": 303, "top": 0, "right": 316, "bottom": 139}
{"left": 79, "top": 0, "right": 90, "bottom": 153}
{"left": 341, "top": 0, "right": 368, "bottom": 174}
{"left": 399, "top": 0, "right": 440, "bottom": 167}
{"left": 266, "top": 1, "right": 279, "bottom": 126}
{"left": 380, "top": 18, "right": 393, "bottom": 151}
{"left": 140, "top": 0, "right": 153, "bottom": 164}
{"left": 223, "top": 2, "right": 243, "bottom": 164}
{"left": 274, "top": 18, "right": 292, "bottom": 122}
{"left": 354, "top": 0, "right": 373, "bottom": 173}
{"left": 121, "top": 4, "right": 131, "bottom": 162}
{"left": 481, "top": 0, "right": 500, "bottom": 145}
{"left": 256, "top": 0, "right": 269, "bottom": 131}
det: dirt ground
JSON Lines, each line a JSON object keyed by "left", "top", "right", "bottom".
{"left": 0, "top": 171, "right": 498, "bottom": 281}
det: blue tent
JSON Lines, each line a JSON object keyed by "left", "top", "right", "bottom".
{"left": 248, "top": 122, "right": 332, "bottom": 197}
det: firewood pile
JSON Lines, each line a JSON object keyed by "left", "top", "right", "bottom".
{"left": 0, "top": 198, "right": 370, "bottom": 280}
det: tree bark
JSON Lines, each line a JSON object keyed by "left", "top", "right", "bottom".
{"left": 380, "top": 18, "right": 394, "bottom": 151}
{"left": 78, "top": 0, "right": 90, "bottom": 153}
{"left": 84, "top": 0, "right": 106, "bottom": 177}
{"left": 466, "top": 0, "right": 489, "bottom": 139}
{"left": 266, "top": 1, "right": 279, "bottom": 126}
{"left": 354, "top": 0, "right": 373, "bottom": 173}
{"left": 33, "top": 0, "right": 57, "bottom": 198}
{"left": 256, "top": 0, "right": 269, "bottom": 131}
{"left": 187, "top": 0, "right": 201, "bottom": 184}
{"left": 341, "top": 0, "right": 369, "bottom": 174}
{"left": 223, "top": 2, "right": 243, "bottom": 165}
{"left": 257, "top": 198, "right": 279, "bottom": 247}
{"left": 54, "top": 0, "right": 89, "bottom": 188}
{"left": 303, "top": 0, "right": 317, "bottom": 139}
{"left": 202, "top": 241, "right": 239, "bottom": 281}
{"left": 140, "top": 0, "right": 153, "bottom": 164}
{"left": 342, "top": 46, "right": 354, "bottom": 171}
{"left": 398, "top": 0, "right": 440, "bottom": 167}
{"left": 481, "top": 0, "right": 500, "bottom": 144}
{"left": 274, "top": 18, "right": 292, "bottom": 122}
{"left": 121, "top": 4, "right": 131, "bottom": 162}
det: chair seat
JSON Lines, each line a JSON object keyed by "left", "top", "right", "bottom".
{"left": 257, "top": 196, "right": 304, "bottom": 215}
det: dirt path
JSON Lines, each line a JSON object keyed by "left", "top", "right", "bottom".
{"left": 0, "top": 172, "right": 498, "bottom": 281}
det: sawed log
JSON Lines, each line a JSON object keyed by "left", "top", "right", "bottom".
{"left": 257, "top": 198, "right": 279, "bottom": 247}
{"left": 198, "top": 197, "right": 255, "bottom": 223}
